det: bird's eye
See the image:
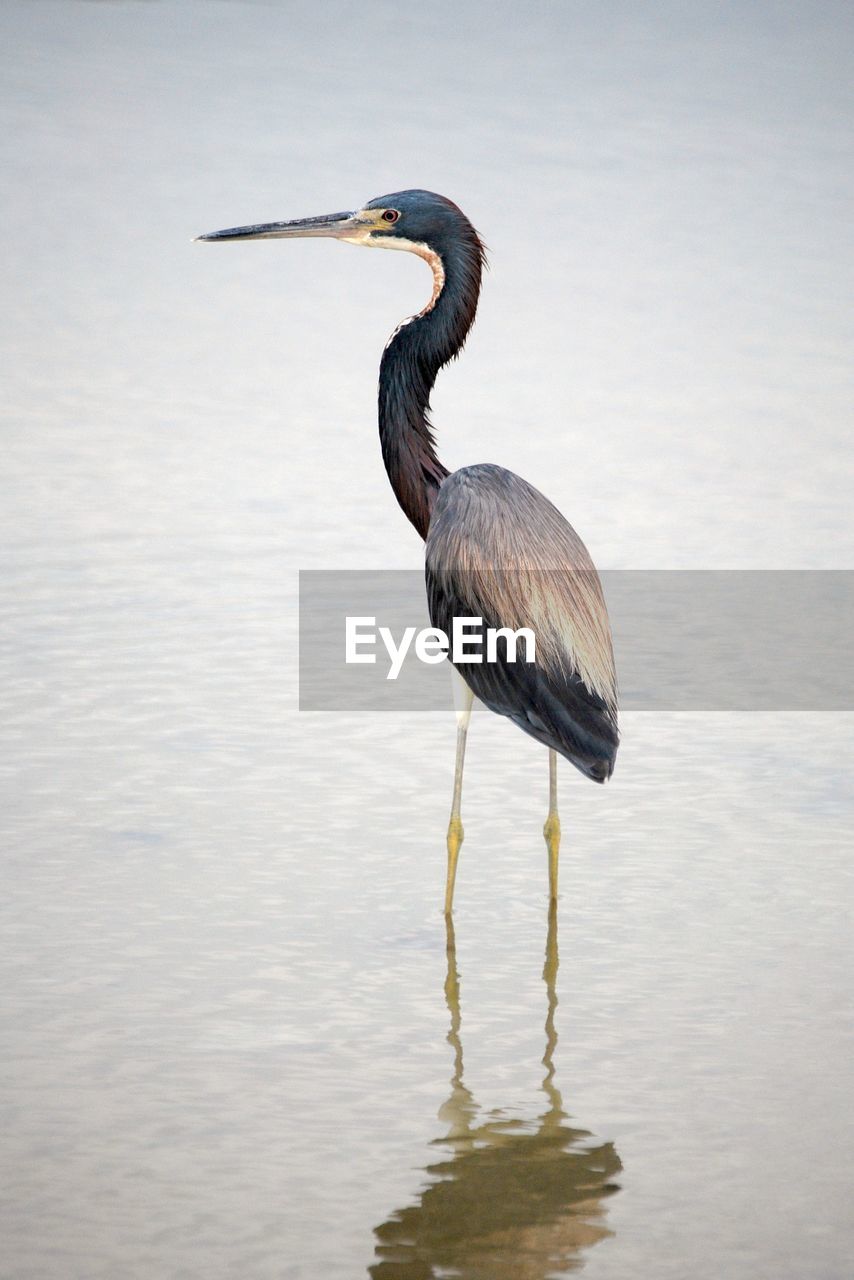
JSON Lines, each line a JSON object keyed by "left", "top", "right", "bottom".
{"left": 382, "top": 209, "right": 400, "bottom": 223}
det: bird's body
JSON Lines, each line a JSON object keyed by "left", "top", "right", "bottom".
{"left": 199, "top": 188, "right": 618, "bottom": 909}
{"left": 427, "top": 464, "right": 617, "bottom": 781}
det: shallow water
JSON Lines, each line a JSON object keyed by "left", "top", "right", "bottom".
{"left": 2, "top": 3, "right": 853, "bottom": 1278}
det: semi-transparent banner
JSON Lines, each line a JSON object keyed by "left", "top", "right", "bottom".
{"left": 298, "top": 570, "right": 854, "bottom": 711}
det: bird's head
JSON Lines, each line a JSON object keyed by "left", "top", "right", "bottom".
{"left": 198, "top": 188, "right": 486, "bottom": 375}
{"left": 196, "top": 189, "right": 485, "bottom": 273}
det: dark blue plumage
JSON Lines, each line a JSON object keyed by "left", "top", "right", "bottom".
{"left": 366, "top": 192, "right": 618, "bottom": 777}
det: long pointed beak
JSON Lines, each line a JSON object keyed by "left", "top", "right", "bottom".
{"left": 195, "top": 210, "right": 364, "bottom": 242}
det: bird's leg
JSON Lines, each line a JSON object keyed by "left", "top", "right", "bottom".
{"left": 544, "top": 750, "right": 561, "bottom": 901}
{"left": 445, "top": 677, "right": 474, "bottom": 915}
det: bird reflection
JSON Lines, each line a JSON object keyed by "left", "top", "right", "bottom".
{"left": 369, "top": 906, "right": 621, "bottom": 1278}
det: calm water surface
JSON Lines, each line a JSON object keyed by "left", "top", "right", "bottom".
{"left": 2, "top": 3, "right": 853, "bottom": 1277}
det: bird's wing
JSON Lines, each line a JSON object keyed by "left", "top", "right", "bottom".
{"left": 425, "top": 464, "right": 618, "bottom": 781}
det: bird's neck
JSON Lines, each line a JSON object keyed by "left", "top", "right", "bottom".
{"left": 378, "top": 236, "right": 482, "bottom": 540}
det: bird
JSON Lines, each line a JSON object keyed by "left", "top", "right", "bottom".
{"left": 198, "top": 189, "right": 618, "bottom": 913}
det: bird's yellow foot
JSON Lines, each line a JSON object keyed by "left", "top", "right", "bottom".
{"left": 445, "top": 816, "right": 464, "bottom": 915}
{"left": 543, "top": 813, "right": 561, "bottom": 901}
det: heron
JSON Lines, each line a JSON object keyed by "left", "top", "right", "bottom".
{"left": 198, "top": 190, "right": 618, "bottom": 912}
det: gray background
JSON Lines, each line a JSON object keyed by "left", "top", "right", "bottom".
{"left": 2, "top": 3, "right": 853, "bottom": 1278}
